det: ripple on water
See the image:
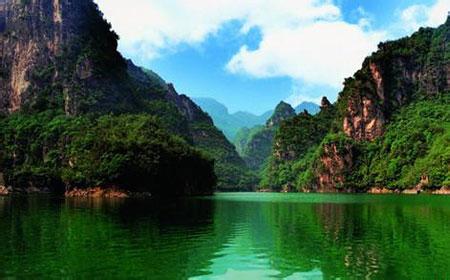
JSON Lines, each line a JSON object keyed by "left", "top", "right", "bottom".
{"left": 0, "top": 194, "right": 450, "bottom": 279}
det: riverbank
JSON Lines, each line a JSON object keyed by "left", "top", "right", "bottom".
{"left": 368, "top": 187, "right": 450, "bottom": 195}
{"left": 257, "top": 186, "right": 450, "bottom": 195}
{"left": 0, "top": 186, "right": 151, "bottom": 198}
{"left": 2, "top": 185, "right": 450, "bottom": 197}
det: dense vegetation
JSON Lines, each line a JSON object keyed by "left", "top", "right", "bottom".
{"left": 234, "top": 102, "right": 297, "bottom": 174}
{"left": 0, "top": 112, "right": 216, "bottom": 195}
{"left": 261, "top": 105, "right": 336, "bottom": 190}
{"left": 262, "top": 96, "right": 449, "bottom": 192}
{"left": 0, "top": 0, "right": 255, "bottom": 194}
{"left": 348, "top": 97, "right": 450, "bottom": 190}
{"left": 189, "top": 120, "right": 258, "bottom": 191}
{"left": 260, "top": 18, "right": 450, "bottom": 192}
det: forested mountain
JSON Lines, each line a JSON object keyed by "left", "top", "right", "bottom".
{"left": 235, "top": 102, "right": 296, "bottom": 172}
{"left": 0, "top": 0, "right": 252, "bottom": 195}
{"left": 193, "top": 97, "right": 272, "bottom": 141}
{"left": 262, "top": 18, "right": 450, "bottom": 192}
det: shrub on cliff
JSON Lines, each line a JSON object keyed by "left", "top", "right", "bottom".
{"left": 0, "top": 112, "right": 216, "bottom": 195}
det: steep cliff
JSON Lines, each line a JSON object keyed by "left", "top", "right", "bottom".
{"left": 0, "top": 0, "right": 136, "bottom": 115}
{"left": 236, "top": 101, "right": 296, "bottom": 172}
{"left": 264, "top": 18, "right": 450, "bottom": 192}
{"left": 0, "top": 0, "right": 251, "bottom": 192}
{"left": 341, "top": 19, "right": 450, "bottom": 141}
{"left": 166, "top": 84, "right": 253, "bottom": 190}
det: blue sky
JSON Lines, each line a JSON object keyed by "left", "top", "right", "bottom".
{"left": 96, "top": 0, "right": 448, "bottom": 114}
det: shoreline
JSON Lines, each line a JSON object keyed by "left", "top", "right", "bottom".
{"left": 2, "top": 185, "right": 450, "bottom": 197}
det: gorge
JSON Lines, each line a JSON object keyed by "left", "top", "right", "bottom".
{"left": 0, "top": 0, "right": 448, "bottom": 196}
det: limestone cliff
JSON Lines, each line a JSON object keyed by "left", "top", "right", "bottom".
{"left": 0, "top": 0, "right": 251, "bottom": 191}
{"left": 265, "top": 17, "right": 450, "bottom": 192}
{"left": 342, "top": 19, "right": 450, "bottom": 141}
{"left": 318, "top": 18, "right": 450, "bottom": 191}
{"left": 0, "top": 0, "right": 130, "bottom": 115}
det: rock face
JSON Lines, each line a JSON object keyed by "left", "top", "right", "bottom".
{"left": 0, "top": 0, "right": 126, "bottom": 115}
{"left": 65, "top": 187, "right": 130, "bottom": 198}
{"left": 0, "top": 0, "right": 251, "bottom": 192}
{"left": 318, "top": 143, "right": 353, "bottom": 192}
{"left": 342, "top": 20, "right": 450, "bottom": 141}
{"left": 317, "top": 19, "right": 450, "bottom": 191}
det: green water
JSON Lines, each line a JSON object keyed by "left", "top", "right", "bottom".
{"left": 0, "top": 193, "right": 449, "bottom": 279}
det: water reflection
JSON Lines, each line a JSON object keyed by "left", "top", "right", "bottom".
{"left": 0, "top": 194, "right": 449, "bottom": 279}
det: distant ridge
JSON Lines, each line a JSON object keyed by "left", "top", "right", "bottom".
{"left": 193, "top": 97, "right": 272, "bottom": 141}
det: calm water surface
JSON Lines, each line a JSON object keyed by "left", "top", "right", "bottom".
{"left": 0, "top": 193, "right": 449, "bottom": 279}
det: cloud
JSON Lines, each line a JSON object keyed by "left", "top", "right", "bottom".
{"left": 95, "top": 0, "right": 450, "bottom": 102}
{"left": 400, "top": 0, "right": 450, "bottom": 32}
{"left": 227, "top": 21, "right": 384, "bottom": 88}
{"left": 94, "top": 0, "right": 384, "bottom": 92}
{"left": 284, "top": 82, "right": 327, "bottom": 107}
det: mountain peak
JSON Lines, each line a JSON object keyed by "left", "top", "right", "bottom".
{"left": 320, "top": 97, "right": 332, "bottom": 109}
{"left": 266, "top": 102, "right": 296, "bottom": 127}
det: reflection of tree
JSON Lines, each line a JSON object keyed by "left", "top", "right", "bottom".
{"left": 258, "top": 198, "right": 450, "bottom": 279}
{"left": 0, "top": 197, "right": 230, "bottom": 278}
{"left": 1, "top": 195, "right": 450, "bottom": 279}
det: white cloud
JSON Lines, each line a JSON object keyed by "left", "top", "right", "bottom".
{"left": 400, "top": 0, "right": 450, "bottom": 32}
{"left": 95, "top": 0, "right": 450, "bottom": 102}
{"left": 284, "top": 82, "right": 326, "bottom": 107}
{"left": 94, "top": 0, "right": 390, "bottom": 101}
{"left": 227, "top": 21, "right": 384, "bottom": 88}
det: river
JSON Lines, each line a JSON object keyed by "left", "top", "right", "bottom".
{"left": 0, "top": 193, "right": 449, "bottom": 279}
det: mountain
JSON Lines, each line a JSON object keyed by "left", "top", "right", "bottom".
{"left": 235, "top": 102, "right": 296, "bottom": 171}
{"left": 193, "top": 97, "right": 272, "bottom": 140}
{"left": 262, "top": 18, "right": 450, "bottom": 192}
{"left": 0, "top": 0, "right": 254, "bottom": 195}
{"left": 294, "top": 102, "right": 320, "bottom": 115}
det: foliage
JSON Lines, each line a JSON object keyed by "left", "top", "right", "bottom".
{"left": 261, "top": 19, "right": 450, "bottom": 192}
{"left": 349, "top": 97, "right": 450, "bottom": 190}
{"left": 261, "top": 106, "right": 336, "bottom": 190}
{"left": 0, "top": 112, "right": 216, "bottom": 196}
{"left": 190, "top": 121, "right": 257, "bottom": 191}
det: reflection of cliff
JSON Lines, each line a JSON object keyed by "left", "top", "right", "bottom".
{"left": 232, "top": 195, "right": 450, "bottom": 279}
{"left": 2, "top": 196, "right": 450, "bottom": 278}
{"left": 0, "top": 197, "right": 227, "bottom": 278}
{"left": 312, "top": 200, "right": 450, "bottom": 278}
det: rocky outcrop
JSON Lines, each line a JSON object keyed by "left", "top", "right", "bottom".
{"left": 0, "top": 0, "right": 126, "bottom": 115}
{"left": 318, "top": 142, "right": 353, "bottom": 192}
{"left": 343, "top": 93, "right": 386, "bottom": 142}
{"left": 0, "top": 186, "right": 8, "bottom": 196}
{"left": 266, "top": 101, "right": 296, "bottom": 128}
{"left": 320, "top": 97, "right": 331, "bottom": 110}
{"left": 342, "top": 20, "right": 450, "bottom": 142}
{"left": 315, "top": 18, "right": 450, "bottom": 192}
{"left": 0, "top": 173, "right": 7, "bottom": 196}
{"left": 65, "top": 187, "right": 130, "bottom": 198}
